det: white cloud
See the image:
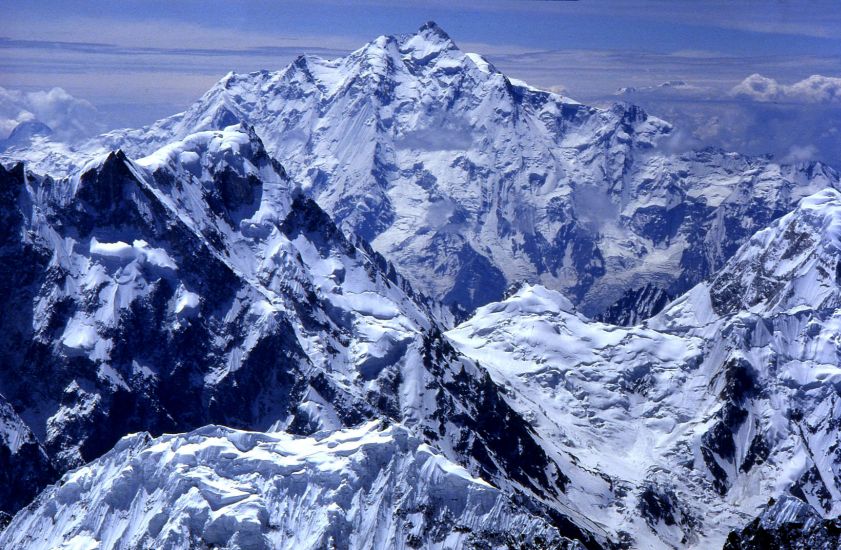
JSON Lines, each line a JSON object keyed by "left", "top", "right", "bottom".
{"left": 788, "top": 75, "right": 841, "bottom": 103}
{"left": 3, "top": 15, "right": 361, "bottom": 54}
{"left": 0, "top": 86, "right": 103, "bottom": 141}
{"left": 782, "top": 144, "right": 819, "bottom": 163}
{"left": 730, "top": 74, "right": 780, "bottom": 101}
{"left": 616, "top": 80, "right": 709, "bottom": 97}
{"left": 731, "top": 73, "right": 841, "bottom": 103}
{"left": 595, "top": 70, "right": 841, "bottom": 168}
{"left": 547, "top": 84, "right": 569, "bottom": 96}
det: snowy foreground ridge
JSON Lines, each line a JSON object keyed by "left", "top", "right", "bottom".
{"left": 0, "top": 421, "right": 563, "bottom": 550}
{"left": 2, "top": 21, "right": 841, "bottom": 550}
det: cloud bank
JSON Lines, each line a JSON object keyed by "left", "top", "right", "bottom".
{"left": 0, "top": 86, "right": 104, "bottom": 141}
{"left": 731, "top": 74, "right": 841, "bottom": 103}
{"left": 614, "top": 74, "right": 841, "bottom": 166}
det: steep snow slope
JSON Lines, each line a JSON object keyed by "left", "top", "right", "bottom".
{"left": 0, "top": 421, "right": 569, "bottom": 550}
{"left": 448, "top": 187, "right": 841, "bottom": 548}
{"left": 0, "top": 125, "right": 611, "bottom": 546}
{"left": 5, "top": 23, "right": 836, "bottom": 317}
{"left": 4, "top": 21, "right": 841, "bottom": 548}
{"left": 448, "top": 284, "right": 711, "bottom": 548}
{"left": 650, "top": 188, "right": 841, "bottom": 519}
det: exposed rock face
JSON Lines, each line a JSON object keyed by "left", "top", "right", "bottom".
{"left": 724, "top": 496, "right": 841, "bottom": 550}
{"left": 3, "top": 21, "right": 841, "bottom": 550}
{"left": 0, "top": 397, "right": 55, "bottom": 517}
{"left": 0, "top": 126, "right": 608, "bottom": 547}
{"left": 595, "top": 283, "right": 673, "bottom": 325}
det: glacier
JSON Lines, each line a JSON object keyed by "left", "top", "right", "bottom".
{"left": 0, "top": 125, "right": 607, "bottom": 547}
{"left": 448, "top": 188, "right": 841, "bottom": 547}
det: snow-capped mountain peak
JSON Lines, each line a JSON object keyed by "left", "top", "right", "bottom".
{"left": 450, "top": 185, "right": 841, "bottom": 547}
{"left": 486, "top": 283, "right": 578, "bottom": 317}
{"left": 8, "top": 22, "right": 834, "bottom": 321}
{"left": 4, "top": 21, "right": 841, "bottom": 549}
{"left": 0, "top": 123, "right": 616, "bottom": 548}
{"left": 398, "top": 20, "right": 457, "bottom": 63}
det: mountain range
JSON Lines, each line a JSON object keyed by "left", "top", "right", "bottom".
{"left": 5, "top": 22, "right": 836, "bottom": 319}
{"left": 1, "top": 22, "right": 839, "bottom": 549}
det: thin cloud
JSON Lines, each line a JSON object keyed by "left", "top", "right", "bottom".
{"left": 552, "top": 0, "right": 841, "bottom": 40}
{"left": 1, "top": 10, "right": 839, "bottom": 167}
{"left": 611, "top": 72, "right": 841, "bottom": 168}
{"left": 0, "top": 37, "right": 349, "bottom": 60}
{"left": 2, "top": 16, "right": 363, "bottom": 52}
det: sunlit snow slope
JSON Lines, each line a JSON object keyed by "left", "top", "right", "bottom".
{"left": 0, "top": 421, "right": 567, "bottom": 550}
{"left": 3, "top": 20, "right": 841, "bottom": 550}
{"left": 449, "top": 188, "right": 841, "bottom": 548}
{"left": 0, "top": 124, "right": 610, "bottom": 547}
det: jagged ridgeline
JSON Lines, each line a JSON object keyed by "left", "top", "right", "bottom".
{"left": 4, "top": 22, "right": 837, "bottom": 321}
{"left": 0, "top": 127, "right": 608, "bottom": 548}
{"left": 2, "top": 21, "right": 841, "bottom": 550}
{"left": 449, "top": 188, "right": 841, "bottom": 548}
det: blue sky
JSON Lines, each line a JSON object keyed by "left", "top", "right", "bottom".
{"left": 6, "top": 1, "right": 841, "bottom": 55}
{"left": 1, "top": 0, "right": 841, "bottom": 164}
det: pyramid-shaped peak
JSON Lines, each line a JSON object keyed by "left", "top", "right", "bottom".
{"left": 417, "top": 21, "right": 452, "bottom": 41}
{"left": 399, "top": 21, "right": 458, "bottom": 60}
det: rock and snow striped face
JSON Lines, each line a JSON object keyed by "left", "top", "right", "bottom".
{"left": 0, "top": 124, "right": 607, "bottom": 547}
{"left": 3, "top": 22, "right": 841, "bottom": 550}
